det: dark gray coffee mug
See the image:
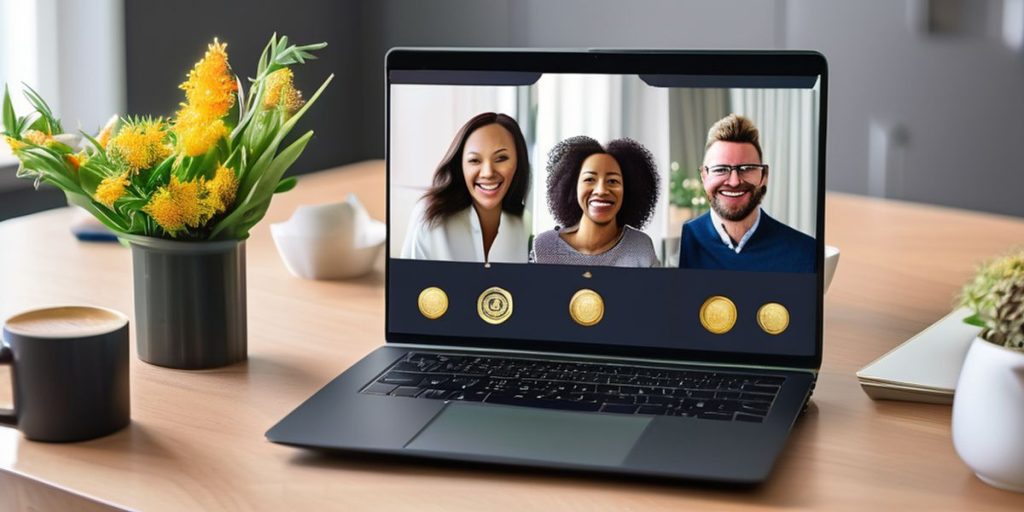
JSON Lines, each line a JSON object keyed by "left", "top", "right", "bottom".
{"left": 0, "top": 306, "right": 131, "bottom": 442}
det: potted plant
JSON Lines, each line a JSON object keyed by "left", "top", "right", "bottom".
{"left": 952, "top": 249, "right": 1024, "bottom": 492}
{"left": 2, "top": 34, "right": 333, "bottom": 369}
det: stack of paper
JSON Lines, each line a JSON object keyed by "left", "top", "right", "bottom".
{"left": 856, "top": 308, "right": 982, "bottom": 404}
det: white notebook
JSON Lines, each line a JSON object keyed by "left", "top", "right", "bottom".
{"left": 856, "top": 308, "right": 982, "bottom": 404}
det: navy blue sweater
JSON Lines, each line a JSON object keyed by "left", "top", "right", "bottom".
{"left": 679, "top": 211, "right": 816, "bottom": 272}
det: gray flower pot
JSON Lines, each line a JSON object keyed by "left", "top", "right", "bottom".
{"left": 124, "top": 235, "right": 247, "bottom": 369}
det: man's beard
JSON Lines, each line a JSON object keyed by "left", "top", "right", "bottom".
{"left": 709, "top": 184, "right": 767, "bottom": 222}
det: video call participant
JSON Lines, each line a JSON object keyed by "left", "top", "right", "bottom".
{"left": 678, "top": 114, "right": 815, "bottom": 272}
{"left": 401, "top": 112, "right": 531, "bottom": 263}
{"left": 531, "top": 136, "right": 660, "bottom": 267}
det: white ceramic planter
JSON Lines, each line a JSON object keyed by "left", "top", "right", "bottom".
{"left": 952, "top": 337, "right": 1024, "bottom": 492}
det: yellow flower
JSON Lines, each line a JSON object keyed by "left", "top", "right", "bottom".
{"left": 178, "top": 39, "right": 237, "bottom": 121}
{"left": 143, "top": 176, "right": 215, "bottom": 234}
{"left": 107, "top": 120, "right": 171, "bottom": 173}
{"left": 65, "top": 152, "right": 89, "bottom": 172}
{"left": 262, "top": 68, "right": 304, "bottom": 113}
{"left": 173, "top": 105, "right": 228, "bottom": 157}
{"left": 22, "top": 129, "right": 52, "bottom": 146}
{"left": 94, "top": 172, "right": 131, "bottom": 207}
{"left": 4, "top": 135, "right": 25, "bottom": 151}
{"left": 205, "top": 163, "right": 238, "bottom": 213}
{"left": 171, "top": 39, "right": 237, "bottom": 158}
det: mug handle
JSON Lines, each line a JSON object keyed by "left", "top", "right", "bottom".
{"left": 0, "top": 344, "right": 14, "bottom": 426}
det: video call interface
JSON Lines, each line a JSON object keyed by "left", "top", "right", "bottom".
{"left": 388, "top": 70, "right": 822, "bottom": 359}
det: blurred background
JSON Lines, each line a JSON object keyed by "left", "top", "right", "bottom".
{"left": 2, "top": 0, "right": 1022, "bottom": 221}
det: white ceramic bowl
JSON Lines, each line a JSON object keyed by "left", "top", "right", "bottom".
{"left": 270, "top": 197, "right": 386, "bottom": 280}
{"left": 270, "top": 227, "right": 385, "bottom": 280}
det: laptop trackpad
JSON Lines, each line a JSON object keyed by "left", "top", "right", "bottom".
{"left": 405, "top": 402, "right": 651, "bottom": 466}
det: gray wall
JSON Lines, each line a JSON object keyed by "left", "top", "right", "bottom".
{"left": 124, "top": 0, "right": 364, "bottom": 175}
{"left": 359, "top": 0, "right": 1024, "bottom": 218}
{"left": 357, "top": 0, "right": 782, "bottom": 158}
{"left": 787, "top": 0, "right": 1024, "bottom": 215}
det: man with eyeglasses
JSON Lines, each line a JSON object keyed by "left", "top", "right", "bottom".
{"left": 678, "top": 114, "right": 815, "bottom": 272}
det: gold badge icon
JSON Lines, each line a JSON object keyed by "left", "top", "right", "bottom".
{"left": 477, "top": 287, "right": 513, "bottom": 325}
{"left": 417, "top": 287, "right": 449, "bottom": 320}
{"left": 569, "top": 289, "right": 604, "bottom": 326}
{"left": 699, "top": 296, "right": 737, "bottom": 334}
{"left": 757, "top": 302, "right": 790, "bottom": 335}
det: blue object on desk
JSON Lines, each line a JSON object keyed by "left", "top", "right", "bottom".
{"left": 70, "top": 220, "right": 119, "bottom": 242}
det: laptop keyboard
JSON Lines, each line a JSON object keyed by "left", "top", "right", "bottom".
{"left": 360, "top": 352, "right": 784, "bottom": 423}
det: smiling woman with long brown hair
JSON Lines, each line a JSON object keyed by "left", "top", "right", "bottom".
{"left": 400, "top": 112, "right": 531, "bottom": 263}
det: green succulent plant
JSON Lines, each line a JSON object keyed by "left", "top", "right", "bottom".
{"left": 959, "top": 249, "right": 1024, "bottom": 350}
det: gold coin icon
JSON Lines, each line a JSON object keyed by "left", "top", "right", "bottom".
{"left": 417, "top": 287, "right": 448, "bottom": 320}
{"left": 569, "top": 289, "right": 604, "bottom": 326}
{"left": 477, "top": 287, "right": 513, "bottom": 325}
{"left": 757, "top": 302, "right": 790, "bottom": 335}
{"left": 699, "top": 296, "right": 737, "bottom": 334}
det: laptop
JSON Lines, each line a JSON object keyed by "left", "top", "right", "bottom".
{"left": 267, "top": 49, "right": 827, "bottom": 484}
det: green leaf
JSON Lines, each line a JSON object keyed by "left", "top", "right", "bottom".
{"left": 208, "top": 175, "right": 262, "bottom": 239}
{"left": 963, "top": 314, "right": 987, "bottom": 328}
{"left": 233, "top": 75, "right": 246, "bottom": 134}
{"left": 238, "top": 74, "right": 332, "bottom": 198}
{"left": 232, "top": 132, "right": 312, "bottom": 236}
{"left": 65, "top": 191, "right": 128, "bottom": 232}
{"left": 21, "top": 82, "right": 62, "bottom": 134}
{"left": 274, "top": 176, "right": 297, "bottom": 193}
{"left": 255, "top": 33, "right": 276, "bottom": 82}
{"left": 78, "top": 161, "right": 113, "bottom": 196}
{"left": 2, "top": 84, "right": 16, "bottom": 136}
{"left": 16, "top": 147, "right": 79, "bottom": 188}
{"left": 233, "top": 35, "right": 327, "bottom": 143}
{"left": 120, "top": 196, "right": 149, "bottom": 209}
{"left": 210, "top": 130, "right": 312, "bottom": 239}
{"left": 79, "top": 129, "right": 106, "bottom": 154}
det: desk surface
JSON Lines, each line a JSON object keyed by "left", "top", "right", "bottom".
{"left": 1, "top": 160, "right": 1023, "bottom": 510}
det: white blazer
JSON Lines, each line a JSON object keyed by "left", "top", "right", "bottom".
{"left": 400, "top": 201, "right": 529, "bottom": 263}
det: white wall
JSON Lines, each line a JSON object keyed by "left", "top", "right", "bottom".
{"left": 0, "top": 0, "right": 124, "bottom": 192}
{"left": 55, "top": 0, "right": 125, "bottom": 137}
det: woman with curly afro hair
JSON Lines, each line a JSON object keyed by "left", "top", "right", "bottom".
{"left": 400, "top": 112, "right": 531, "bottom": 263}
{"left": 530, "top": 136, "right": 661, "bottom": 267}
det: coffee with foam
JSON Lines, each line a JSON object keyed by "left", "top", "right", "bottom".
{"left": 5, "top": 306, "right": 127, "bottom": 338}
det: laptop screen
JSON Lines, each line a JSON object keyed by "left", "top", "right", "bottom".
{"left": 386, "top": 50, "right": 826, "bottom": 369}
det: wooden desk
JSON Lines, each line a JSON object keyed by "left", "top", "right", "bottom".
{"left": 1, "top": 160, "right": 1023, "bottom": 510}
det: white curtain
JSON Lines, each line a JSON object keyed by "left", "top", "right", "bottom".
{"left": 669, "top": 88, "right": 730, "bottom": 179}
{"left": 729, "top": 87, "right": 819, "bottom": 237}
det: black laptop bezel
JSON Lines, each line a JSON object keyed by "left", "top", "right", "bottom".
{"left": 384, "top": 48, "right": 827, "bottom": 371}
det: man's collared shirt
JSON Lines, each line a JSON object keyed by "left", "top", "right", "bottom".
{"left": 709, "top": 207, "right": 762, "bottom": 254}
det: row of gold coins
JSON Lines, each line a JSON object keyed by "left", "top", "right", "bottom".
{"left": 698, "top": 296, "right": 790, "bottom": 335}
{"left": 417, "top": 287, "right": 789, "bottom": 335}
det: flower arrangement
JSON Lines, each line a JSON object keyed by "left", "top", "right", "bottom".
{"left": 959, "top": 249, "right": 1024, "bottom": 350}
{"left": 2, "top": 34, "right": 332, "bottom": 240}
